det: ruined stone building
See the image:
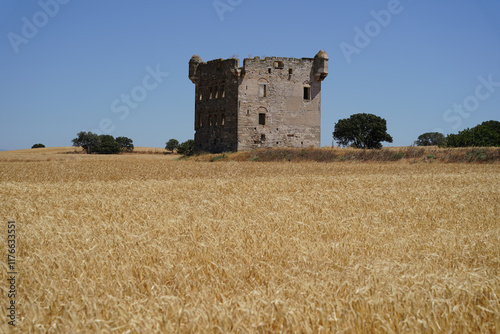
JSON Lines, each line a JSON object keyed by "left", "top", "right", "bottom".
{"left": 189, "top": 50, "right": 329, "bottom": 152}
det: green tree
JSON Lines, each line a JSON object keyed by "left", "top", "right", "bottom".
{"left": 446, "top": 125, "right": 500, "bottom": 147}
{"left": 31, "top": 143, "right": 45, "bottom": 148}
{"left": 96, "top": 135, "right": 121, "bottom": 154}
{"left": 333, "top": 113, "right": 393, "bottom": 149}
{"left": 481, "top": 120, "right": 500, "bottom": 138}
{"left": 72, "top": 131, "right": 99, "bottom": 154}
{"left": 414, "top": 132, "right": 445, "bottom": 146}
{"left": 176, "top": 139, "right": 195, "bottom": 156}
{"left": 165, "top": 138, "right": 179, "bottom": 153}
{"left": 116, "top": 136, "right": 134, "bottom": 152}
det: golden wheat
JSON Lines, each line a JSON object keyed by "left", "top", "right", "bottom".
{"left": 0, "top": 149, "right": 499, "bottom": 332}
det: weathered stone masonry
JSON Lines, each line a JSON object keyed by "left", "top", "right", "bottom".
{"left": 189, "top": 50, "right": 329, "bottom": 153}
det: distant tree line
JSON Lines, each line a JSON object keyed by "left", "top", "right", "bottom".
{"left": 72, "top": 132, "right": 134, "bottom": 154}
{"left": 415, "top": 120, "right": 500, "bottom": 148}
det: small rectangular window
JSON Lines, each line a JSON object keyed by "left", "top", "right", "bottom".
{"left": 303, "top": 86, "right": 311, "bottom": 100}
{"left": 259, "top": 113, "right": 266, "bottom": 125}
{"left": 268, "top": 68, "right": 272, "bottom": 74}
{"left": 274, "top": 61, "right": 284, "bottom": 69}
{"left": 259, "top": 84, "right": 267, "bottom": 97}
{"left": 289, "top": 68, "right": 293, "bottom": 75}
{"left": 197, "top": 112, "right": 202, "bottom": 128}
{"left": 261, "top": 134, "right": 266, "bottom": 141}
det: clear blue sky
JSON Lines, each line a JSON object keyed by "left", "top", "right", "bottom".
{"left": 1, "top": 0, "right": 499, "bottom": 150}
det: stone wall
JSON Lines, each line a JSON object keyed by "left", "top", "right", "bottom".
{"left": 237, "top": 57, "right": 322, "bottom": 151}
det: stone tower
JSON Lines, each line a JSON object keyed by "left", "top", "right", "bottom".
{"left": 189, "top": 50, "right": 329, "bottom": 153}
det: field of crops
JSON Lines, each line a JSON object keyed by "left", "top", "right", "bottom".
{"left": 1, "top": 148, "right": 499, "bottom": 332}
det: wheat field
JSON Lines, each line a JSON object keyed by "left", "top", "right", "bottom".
{"left": 1, "top": 148, "right": 499, "bottom": 333}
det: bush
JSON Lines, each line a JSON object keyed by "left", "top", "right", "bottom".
{"left": 31, "top": 143, "right": 45, "bottom": 148}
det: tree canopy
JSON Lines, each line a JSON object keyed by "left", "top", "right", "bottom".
{"left": 116, "top": 136, "right": 134, "bottom": 152}
{"left": 446, "top": 122, "right": 500, "bottom": 147}
{"left": 414, "top": 132, "right": 445, "bottom": 147}
{"left": 176, "top": 139, "right": 195, "bottom": 156}
{"left": 165, "top": 138, "right": 179, "bottom": 153}
{"left": 72, "top": 131, "right": 100, "bottom": 154}
{"left": 96, "top": 135, "right": 121, "bottom": 154}
{"left": 72, "top": 132, "right": 134, "bottom": 154}
{"left": 333, "top": 113, "right": 393, "bottom": 149}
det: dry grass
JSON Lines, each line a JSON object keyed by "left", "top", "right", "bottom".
{"left": 193, "top": 146, "right": 500, "bottom": 163}
{"left": 0, "top": 149, "right": 499, "bottom": 332}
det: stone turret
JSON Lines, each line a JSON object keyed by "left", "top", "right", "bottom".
{"left": 189, "top": 55, "right": 203, "bottom": 84}
{"left": 314, "top": 50, "right": 329, "bottom": 81}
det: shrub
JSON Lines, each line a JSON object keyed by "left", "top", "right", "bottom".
{"left": 31, "top": 143, "right": 45, "bottom": 148}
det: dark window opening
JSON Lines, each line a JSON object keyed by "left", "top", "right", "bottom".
{"left": 268, "top": 68, "right": 272, "bottom": 74}
{"left": 258, "top": 113, "right": 266, "bottom": 125}
{"left": 303, "top": 86, "right": 311, "bottom": 100}
{"left": 247, "top": 110, "right": 250, "bottom": 116}
{"left": 289, "top": 68, "right": 293, "bottom": 75}
{"left": 259, "top": 84, "right": 267, "bottom": 97}
{"left": 261, "top": 134, "right": 266, "bottom": 141}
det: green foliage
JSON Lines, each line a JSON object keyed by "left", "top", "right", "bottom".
{"left": 414, "top": 132, "right": 445, "bottom": 146}
{"left": 333, "top": 113, "right": 393, "bottom": 149}
{"left": 176, "top": 139, "right": 195, "bottom": 156}
{"left": 72, "top": 131, "right": 100, "bottom": 154}
{"left": 165, "top": 138, "right": 179, "bottom": 153}
{"left": 72, "top": 132, "right": 128, "bottom": 154}
{"left": 31, "top": 143, "right": 45, "bottom": 148}
{"left": 446, "top": 124, "right": 500, "bottom": 147}
{"left": 481, "top": 120, "right": 500, "bottom": 136}
{"left": 391, "top": 152, "right": 405, "bottom": 160}
{"left": 96, "top": 135, "right": 121, "bottom": 154}
{"left": 210, "top": 154, "right": 227, "bottom": 162}
{"left": 465, "top": 149, "right": 488, "bottom": 162}
{"left": 115, "top": 136, "right": 134, "bottom": 152}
